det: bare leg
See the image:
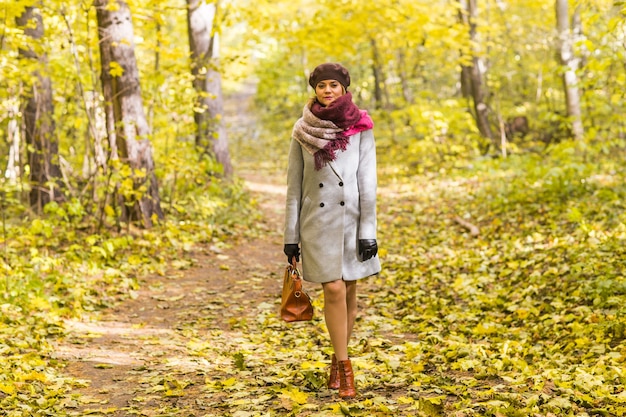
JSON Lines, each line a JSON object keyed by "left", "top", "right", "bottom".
{"left": 345, "top": 280, "right": 358, "bottom": 340}
{"left": 323, "top": 280, "right": 349, "bottom": 361}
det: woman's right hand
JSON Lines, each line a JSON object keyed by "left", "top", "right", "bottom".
{"left": 359, "top": 239, "right": 378, "bottom": 261}
{"left": 283, "top": 244, "right": 300, "bottom": 263}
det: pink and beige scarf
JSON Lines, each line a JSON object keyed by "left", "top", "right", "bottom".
{"left": 292, "top": 92, "right": 374, "bottom": 170}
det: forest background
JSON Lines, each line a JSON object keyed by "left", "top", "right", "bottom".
{"left": 1, "top": 0, "right": 626, "bottom": 416}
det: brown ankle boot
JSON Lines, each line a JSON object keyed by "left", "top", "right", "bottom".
{"left": 328, "top": 354, "right": 340, "bottom": 389}
{"left": 338, "top": 359, "right": 356, "bottom": 399}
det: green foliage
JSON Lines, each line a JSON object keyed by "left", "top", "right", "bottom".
{"left": 376, "top": 97, "right": 479, "bottom": 173}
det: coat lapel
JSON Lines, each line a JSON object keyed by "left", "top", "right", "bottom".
{"left": 327, "top": 161, "right": 344, "bottom": 182}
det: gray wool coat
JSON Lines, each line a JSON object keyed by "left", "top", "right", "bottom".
{"left": 284, "top": 128, "right": 382, "bottom": 283}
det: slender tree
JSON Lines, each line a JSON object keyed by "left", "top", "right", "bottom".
{"left": 187, "top": 0, "right": 233, "bottom": 177}
{"left": 16, "top": 4, "right": 63, "bottom": 211}
{"left": 4, "top": 100, "right": 20, "bottom": 182}
{"left": 555, "top": 0, "right": 584, "bottom": 141}
{"left": 459, "top": 0, "right": 495, "bottom": 153}
{"left": 370, "top": 37, "right": 385, "bottom": 110}
{"left": 396, "top": 50, "right": 413, "bottom": 104}
{"left": 94, "top": 0, "right": 164, "bottom": 227}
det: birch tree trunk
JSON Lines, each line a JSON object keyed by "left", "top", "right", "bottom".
{"left": 187, "top": 0, "right": 233, "bottom": 177}
{"left": 95, "top": 0, "right": 164, "bottom": 227}
{"left": 555, "top": 0, "right": 584, "bottom": 141}
{"left": 16, "top": 5, "right": 63, "bottom": 212}
{"left": 397, "top": 50, "right": 413, "bottom": 104}
{"left": 4, "top": 101, "right": 20, "bottom": 182}
{"left": 459, "top": 0, "right": 495, "bottom": 153}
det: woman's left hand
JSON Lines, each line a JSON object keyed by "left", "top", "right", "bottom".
{"left": 359, "top": 239, "right": 378, "bottom": 261}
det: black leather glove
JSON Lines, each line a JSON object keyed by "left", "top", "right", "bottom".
{"left": 359, "top": 239, "right": 378, "bottom": 261}
{"left": 284, "top": 244, "right": 300, "bottom": 263}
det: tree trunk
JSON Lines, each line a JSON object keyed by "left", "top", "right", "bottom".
{"left": 4, "top": 102, "right": 20, "bottom": 182}
{"left": 555, "top": 0, "right": 584, "bottom": 141}
{"left": 459, "top": 0, "right": 495, "bottom": 153}
{"left": 95, "top": 0, "right": 164, "bottom": 228}
{"left": 16, "top": 5, "right": 63, "bottom": 212}
{"left": 187, "top": 0, "right": 233, "bottom": 177}
{"left": 397, "top": 50, "right": 413, "bottom": 104}
{"left": 370, "top": 37, "right": 384, "bottom": 109}
{"left": 460, "top": 66, "right": 472, "bottom": 99}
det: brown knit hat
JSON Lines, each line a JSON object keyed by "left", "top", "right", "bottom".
{"left": 308, "top": 63, "right": 351, "bottom": 89}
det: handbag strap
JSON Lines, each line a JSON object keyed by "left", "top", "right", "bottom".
{"left": 289, "top": 260, "right": 303, "bottom": 297}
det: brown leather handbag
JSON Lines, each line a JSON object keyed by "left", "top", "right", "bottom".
{"left": 280, "top": 260, "right": 313, "bottom": 322}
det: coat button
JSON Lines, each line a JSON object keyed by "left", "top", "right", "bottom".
{"left": 319, "top": 183, "right": 324, "bottom": 187}
{"left": 340, "top": 201, "right": 345, "bottom": 206}
{"left": 320, "top": 203, "right": 325, "bottom": 207}
{"left": 339, "top": 182, "right": 344, "bottom": 186}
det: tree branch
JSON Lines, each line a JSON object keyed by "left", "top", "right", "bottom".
{"left": 453, "top": 215, "right": 480, "bottom": 237}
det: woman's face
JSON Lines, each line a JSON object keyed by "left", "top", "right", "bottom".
{"left": 315, "top": 79, "right": 345, "bottom": 106}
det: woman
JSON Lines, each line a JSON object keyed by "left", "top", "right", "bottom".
{"left": 283, "top": 62, "right": 381, "bottom": 399}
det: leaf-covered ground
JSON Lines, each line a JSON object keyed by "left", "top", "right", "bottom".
{"left": 3, "top": 90, "right": 624, "bottom": 416}
{"left": 43, "top": 153, "right": 626, "bottom": 416}
{"left": 48, "top": 170, "right": 416, "bottom": 417}
{"left": 0, "top": 89, "right": 626, "bottom": 417}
